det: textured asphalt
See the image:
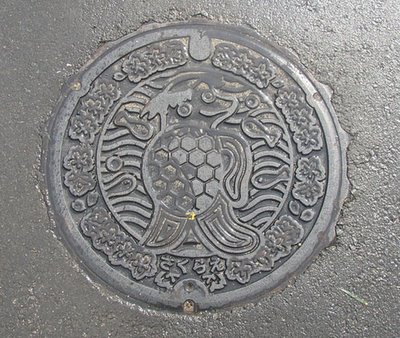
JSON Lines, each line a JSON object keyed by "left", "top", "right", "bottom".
{"left": 1, "top": 0, "right": 399, "bottom": 337}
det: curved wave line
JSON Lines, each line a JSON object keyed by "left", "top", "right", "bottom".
{"left": 274, "top": 183, "right": 287, "bottom": 194}
{"left": 251, "top": 140, "right": 264, "bottom": 151}
{"left": 253, "top": 161, "right": 282, "bottom": 171}
{"left": 251, "top": 140, "right": 290, "bottom": 155}
{"left": 240, "top": 195, "right": 282, "bottom": 211}
{"left": 121, "top": 217, "right": 149, "bottom": 229}
{"left": 113, "top": 149, "right": 144, "bottom": 158}
{"left": 103, "top": 129, "right": 130, "bottom": 141}
{"left": 123, "top": 160, "right": 141, "bottom": 168}
{"left": 239, "top": 206, "right": 278, "bottom": 222}
{"left": 254, "top": 216, "right": 274, "bottom": 227}
{"left": 249, "top": 108, "right": 277, "bottom": 117}
{"left": 101, "top": 139, "right": 147, "bottom": 151}
{"left": 114, "top": 205, "right": 152, "bottom": 218}
{"left": 111, "top": 196, "right": 152, "bottom": 209}
{"left": 101, "top": 171, "right": 126, "bottom": 184}
{"left": 277, "top": 143, "right": 290, "bottom": 153}
{"left": 254, "top": 150, "right": 291, "bottom": 164}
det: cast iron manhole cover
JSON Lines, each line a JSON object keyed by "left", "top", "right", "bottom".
{"left": 45, "top": 23, "right": 348, "bottom": 311}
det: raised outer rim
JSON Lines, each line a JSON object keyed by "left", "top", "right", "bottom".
{"left": 43, "top": 21, "right": 349, "bottom": 311}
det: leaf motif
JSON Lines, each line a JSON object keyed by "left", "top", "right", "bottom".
{"left": 300, "top": 209, "right": 315, "bottom": 222}
{"left": 113, "top": 72, "right": 127, "bottom": 81}
{"left": 271, "top": 79, "right": 284, "bottom": 88}
{"left": 71, "top": 199, "right": 86, "bottom": 212}
{"left": 86, "top": 191, "right": 99, "bottom": 207}
{"left": 289, "top": 201, "right": 300, "bottom": 215}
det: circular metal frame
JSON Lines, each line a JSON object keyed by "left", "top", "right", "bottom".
{"left": 44, "top": 22, "right": 348, "bottom": 310}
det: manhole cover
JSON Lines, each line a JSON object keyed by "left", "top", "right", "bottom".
{"left": 45, "top": 23, "right": 348, "bottom": 311}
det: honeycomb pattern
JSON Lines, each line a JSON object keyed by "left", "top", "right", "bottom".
{"left": 148, "top": 127, "right": 224, "bottom": 214}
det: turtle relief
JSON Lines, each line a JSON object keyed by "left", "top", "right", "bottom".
{"left": 96, "top": 71, "right": 294, "bottom": 260}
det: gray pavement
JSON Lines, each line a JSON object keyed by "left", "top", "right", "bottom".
{"left": 0, "top": 0, "right": 399, "bottom": 337}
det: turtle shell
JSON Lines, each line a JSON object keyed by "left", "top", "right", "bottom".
{"left": 145, "top": 125, "right": 224, "bottom": 215}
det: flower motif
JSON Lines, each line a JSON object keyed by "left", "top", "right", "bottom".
{"left": 265, "top": 215, "right": 304, "bottom": 258}
{"left": 287, "top": 107, "right": 316, "bottom": 130}
{"left": 111, "top": 241, "right": 157, "bottom": 280}
{"left": 276, "top": 216, "right": 304, "bottom": 244}
{"left": 112, "top": 240, "right": 136, "bottom": 261}
{"left": 69, "top": 111, "right": 99, "bottom": 144}
{"left": 129, "top": 252, "right": 157, "bottom": 280}
{"left": 264, "top": 232, "right": 283, "bottom": 257}
{"left": 212, "top": 43, "right": 276, "bottom": 89}
{"left": 251, "top": 249, "right": 273, "bottom": 272}
{"left": 122, "top": 55, "right": 149, "bottom": 82}
{"left": 81, "top": 98, "right": 105, "bottom": 119}
{"left": 93, "top": 82, "right": 121, "bottom": 102}
{"left": 119, "top": 41, "right": 187, "bottom": 83}
{"left": 97, "top": 226, "right": 119, "bottom": 251}
{"left": 212, "top": 45, "right": 236, "bottom": 69}
{"left": 276, "top": 87, "right": 324, "bottom": 155}
{"left": 152, "top": 49, "right": 167, "bottom": 67}
{"left": 276, "top": 90, "right": 304, "bottom": 110}
{"left": 294, "top": 126, "right": 323, "bottom": 154}
{"left": 80, "top": 207, "right": 111, "bottom": 236}
{"left": 80, "top": 207, "right": 157, "bottom": 280}
{"left": 233, "top": 52, "right": 253, "bottom": 74}
{"left": 252, "top": 61, "right": 275, "bottom": 88}
{"left": 293, "top": 156, "right": 326, "bottom": 206}
{"left": 63, "top": 144, "right": 94, "bottom": 171}
{"left": 166, "top": 41, "right": 187, "bottom": 65}
{"left": 293, "top": 180, "right": 324, "bottom": 206}
{"left": 68, "top": 81, "right": 120, "bottom": 143}
{"left": 64, "top": 170, "right": 96, "bottom": 196}
{"left": 296, "top": 157, "right": 326, "bottom": 181}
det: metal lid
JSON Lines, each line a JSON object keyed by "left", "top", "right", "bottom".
{"left": 44, "top": 22, "right": 348, "bottom": 311}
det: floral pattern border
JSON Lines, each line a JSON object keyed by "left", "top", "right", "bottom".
{"left": 211, "top": 43, "right": 276, "bottom": 89}
{"left": 113, "top": 40, "right": 188, "bottom": 83}
{"left": 293, "top": 156, "right": 326, "bottom": 206}
{"left": 81, "top": 207, "right": 157, "bottom": 280}
{"left": 276, "top": 87, "right": 323, "bottom": 154}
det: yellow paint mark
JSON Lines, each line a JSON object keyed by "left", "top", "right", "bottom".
{"left": 186, "top": 211, "right": 196, "bottom": 220}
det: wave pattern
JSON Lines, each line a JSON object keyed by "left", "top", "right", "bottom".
{"left": 99, "top": 90, "right": 157, "bottom": 240}
{"left": 237, "top": 117, "right": 292, "bottom": 230}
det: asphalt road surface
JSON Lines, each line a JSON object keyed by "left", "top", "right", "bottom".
{"left": 0, "top": 0, "right": 399, "bottom": 337}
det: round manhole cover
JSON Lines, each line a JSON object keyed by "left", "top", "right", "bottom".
{"left": 45, "top": 23, "right": 348, "bottom": 311}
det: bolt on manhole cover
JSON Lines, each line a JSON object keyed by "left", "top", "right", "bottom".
{"left": 44, "top": 22, "right": 348, "bottom": 311}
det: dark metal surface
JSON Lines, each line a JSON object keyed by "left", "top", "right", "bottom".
{"left": 45, "top": 23, "right": 348, "bottom": 311}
